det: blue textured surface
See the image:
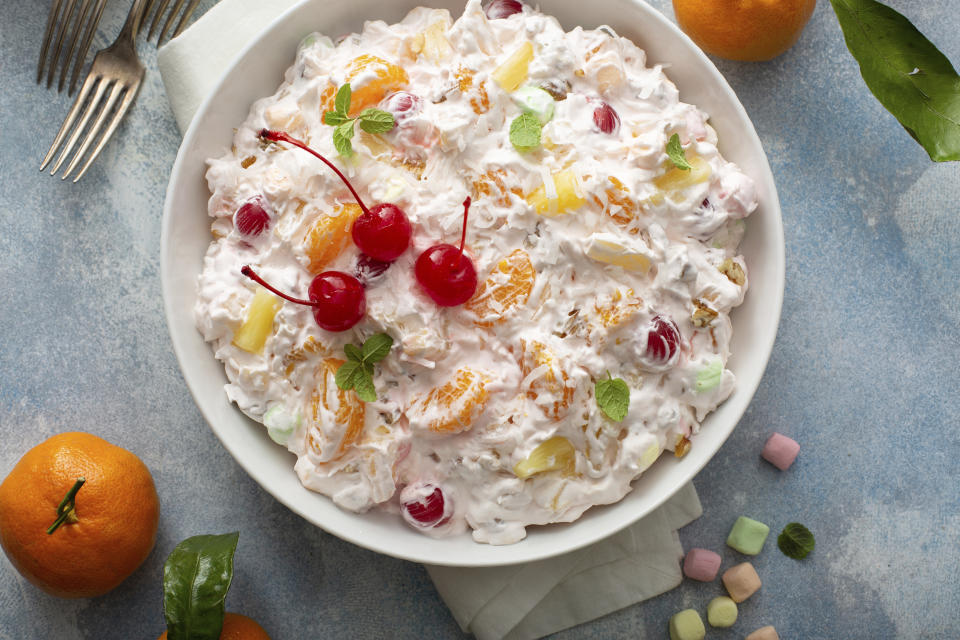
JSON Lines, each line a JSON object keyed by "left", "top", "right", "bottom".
{"left": 1, "top": 1, "right": 958, "bottom": 638}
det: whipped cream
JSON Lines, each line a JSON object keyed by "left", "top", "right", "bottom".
{"left": 195, "top": 0, "right": 757, "bottom": 544}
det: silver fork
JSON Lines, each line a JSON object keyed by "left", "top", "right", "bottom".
{"left": 37, "top": 0, "right": 109, "bottom": 95}
{"left": 41, "top": 0, "right": 150, "bottom": 182}
{"left": 145, "top": 0, "right": 203, "bottom": 45}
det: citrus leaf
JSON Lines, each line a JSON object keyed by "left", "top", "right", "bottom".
{"left": 162, "top": 532, "right": 239, "bottom": 640}
{"left": 777, "top": 522, "right": 815, "bottom": 559}
{"left": 344, "top": 343, "right": 363, "bottom": 362}
{"left": 595, "top": 376, "right": 629, "bottom": 422}
{"left": 830, "top": 0, "right": 960, "bottom": 162}
{"left": 509, "top": 112, "right": 542, "bottom": 151}
{"left": 334, "top": 83, "right": 352, "bottom": 116}
{"left": 354, "top": 374, "right": 376, "bottom": 402}
{"left": 334, "top": 360, "right": 363, "bottom": 390}
{"left": 358, "top": 108, "right": 396, "bottom": 134}
{"left": 361, "top": 333, "right": 394, "bottom": 362}
{"left": 667, "top": 133, "right": 692, "bottom": 171}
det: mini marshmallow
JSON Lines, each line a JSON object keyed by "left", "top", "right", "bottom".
{"left": 706, "top": 596, "right": 738, "bottom": 628}
{"left": 761, "top": 432, "right": 800, "bottom": 470}
{"left": 727, "top": 516, "right": 770, "bottom": 555}
{"left": 683, "top": 548, "right": 722, "bottom": 582}
{"left": 722, "top": 562, "right": 762, "bottom": 602}
{"left": 745, "top": 625, "right": 780, "bottom": 640}
{"left": 669, "top": 609, "right": 705, "bottom": 640}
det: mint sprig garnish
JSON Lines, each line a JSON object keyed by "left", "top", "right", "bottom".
{"left": 509, "top": 112, "right": 542, "bottom": 152}
{"left": 666, "top": 133, "right": 692, "bottom": 171}
{"left": 323, "top": 83, "right": 395, "bottom": 157}
{"left": 334, "top": 333, "right": 394, "bottom": 402}
{"left": 595, "top": 373, "right": 629, "bottom": 422}
{"left": 777, "top": 522, "right": 815, "bottom": 560}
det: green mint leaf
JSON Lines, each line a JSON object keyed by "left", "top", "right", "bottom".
{"left": 595, "top": 375, "right": 629, "bottom": 422}
{"left": 354, "top": 374, "right": 377, "bottom": 402}
{"left": 323, "top": 110, "right": 350, "bottom": 126}
{"left": 361, "top": 360, "right": 375, "bottom": 377}
{"left": 509, "top": 112, "right": 542, "bottom": 152}
{"left": 666, "top": 133, "right": 692, "bottom": 171}
{"left": 334, "top": 360, "right": 363, "bottom": 390}
{"left": 777, "top": 522, "right": 815, "bottom": 560}
{"left": 361, "top": 333, "right": 394, "bottom": 362}
{"left": 334, "top": 83, "right": 352, "bottom": 116}
{"left": 830, "top": 0, "right": 960, "bottom": 162}
{"left": 333, "top": 121, "right": 354, "bottom": 157}
{"left": 344, "top": 343, "right": 363, "bottom": 362}
{"left": 163, "top": 532, "right": 239, "bottom": 640}
{"left": 358, "top": 108, "right": 396, "bottom": 134}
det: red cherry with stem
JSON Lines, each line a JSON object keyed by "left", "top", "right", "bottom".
{"left": 415, "top": 197, "right": 477, "bottom": 307}
{"left": 401, "top": 485, "right": 450, "bottom": 528}
{"left": 484, "top": 0, "right": 524, "bottom": 19}
{"left": 234, "top": 198, "right": 270, "bottom": 236}
{"left": 259, "top": 129, "right": 412, "bottom": 260}
{"left": 593, "top": 102, "right": 620, "bottom": 134}
{"left": 639, "top": 315, "right": 681, "bottom": 370}
{"left": 241, "top": 265, "right": 365, "bottom": 332}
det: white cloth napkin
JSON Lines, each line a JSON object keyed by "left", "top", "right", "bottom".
{"left": 157, "top": 2, "right": 704, "bottom": 637}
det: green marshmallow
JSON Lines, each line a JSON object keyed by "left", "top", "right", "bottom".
{"left": 707, "top": 596, "right": 738, "bottom": 628}
{"left": 512, "top": 86, "right": 555, "bottom": 124}
{"left": 695, "top": 358, "right": 723, "bottom": 392}
{"left": 264, "top": 406, "right": 301, "bottom": 446}
{"left": 669, "top": 609, "right": 705, "bottom": 640}
{"left": 727, "top": 516, "right": 770, "bottom": 555}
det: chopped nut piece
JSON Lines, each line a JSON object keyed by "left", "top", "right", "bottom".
{"left": 718, "top": 258, "right": 746, "bottom": 286}
{"left": 691, "top": 299, "right": 718, "bottom": 327}
{"left": 674, "top": 435, "right": 691, "bottom": 458}
{"left": 240, "top": 156, "right": 256, "bottom": 169}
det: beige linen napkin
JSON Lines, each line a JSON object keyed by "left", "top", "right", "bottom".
{"left": 157, "top": 2, "right": 703, "bottom": 637}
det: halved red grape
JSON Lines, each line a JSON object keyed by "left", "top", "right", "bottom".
{"left": 234, "top": 198, "right": 271, "bottom": 236}
{"left": 401, "top": 485, "right": 450, "bottom": 528}
{"left": 639, "top": 315, "right": 681, "bottom": 370}
{"left": 484, "top": 0, "right": 524, "bottom": 19}
{"left": 593, "top": 102, "right": 620, "bottom": 134}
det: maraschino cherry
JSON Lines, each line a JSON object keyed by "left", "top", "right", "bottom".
{"left": 259, "top": 129, "right": 412, "bottom": 262}
{"left": 234, "top": 198, "right": 271, "bottom": 236}
{"left": 241, "top": 265, "right": 365, "bottom": 332}
{"left": 415, "top": 197, "right": 477, "bottom": 307}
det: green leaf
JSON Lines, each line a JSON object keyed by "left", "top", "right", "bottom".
{"left": 354, "top": 374, "right": 376, "bottom": 402}
{"left": 358, "top": 108, "right": 396, "bottom": 134}
{"left": 361, "top": 360, "right": 375, "bottom": 377}
{"left": 666, "top": 133, "right": 692, "bottom": 171}
{"left": 333, "top": 121, "right": 354, "bottom": 157}
{"left": 830, "top": 0, "right": 960, "bottom": 162}
{"left": 777, "top": 522, "right": 815, "bottom": 560}
{"left": 344, "top": 343, "right": 363, "bottom": 362}
{"left": 361, "top": 333, "right": 394, "bottom": 362}
{"left": 334, "top": 83, "right": 352, "bottom": 116}
{"left": 595, "top": 376, "right": 629, "bottom": 422}
{"left": 509, "top": 112, "right": 542, "bottom": 152}
{"left": 162, "top": 532, "right": 239, "bottom": 640}
{"left": 323, "top": 110, "right": 350, "bottom": 126}
{"left": 334, "top": 360, "right": 364, "bottom": 390}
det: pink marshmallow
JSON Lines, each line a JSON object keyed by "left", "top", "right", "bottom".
{"left": 761, "top": 432, "right": 800, "bottom": 470}
{"left": 683, "top": 548, "right": 722, "bottom": 582}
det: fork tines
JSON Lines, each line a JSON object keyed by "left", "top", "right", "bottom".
{"left": 145, "top": 0, "right": 203, "bottom": 45}
{"left": 37, "top": 0, "right": 109, "bottom": 95}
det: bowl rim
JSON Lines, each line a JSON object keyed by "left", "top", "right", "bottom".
{"left": 161, "top": 0, "right": 785, "bottom": 566}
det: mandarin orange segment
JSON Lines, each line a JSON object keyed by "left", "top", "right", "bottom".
{"left": 465, "top": 249, "right": 535, "bottom": 326}
{"left": 307, "top": 358, "right": 366, "bottom": 460}
{"left": 602, "top": 176, "right": 642, "bottom": 227}
{"left": 521, "top": 340, "right": 575, "bottom": 421}
{"left": 345, "top": 55, "right": 409, "bottom": 116}
{"left": 594, "top": 288, "right": 643, "bottom": 329}
{"left": 408, "top": 367, "right": 492, "bottom": 434}
{"left": 302, "top": 203, "right": 362, "bottom": 274}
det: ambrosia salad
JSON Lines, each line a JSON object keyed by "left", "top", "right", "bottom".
{"left": 195, "top": 0, "right": 757, "bottom": 544}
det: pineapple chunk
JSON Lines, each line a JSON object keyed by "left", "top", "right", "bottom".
{"left": 584, "top": 232, "right": 652, "bottom": 273}
{"left": 653, "top": 156, "right": 712, "bottom": 192}
{"left": 492, "top": 41, "right": 534, "bottom": 92}
{"left": 232, "top": 288, "right": 281, "bottom": 354}
{"left": 527, "top": 170, "right": 586, "bottom": 216}
{"left": 514, "top": 436, "right": 576, "bottom": 479}
{"left": 421, "top": 21, "right": 454, "bottom": 64}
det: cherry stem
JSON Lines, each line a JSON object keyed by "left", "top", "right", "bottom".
{"left": 241, "top": 265, "right": 316, "bottom": 307}
{"left": 459, "top": 196, "right": 471, "bottom": 254}
{"left": 259, "top": 129, "right": 370, "bottom": 215}
{"left": 47, "top": 477, "right": 85, "bottom": 535}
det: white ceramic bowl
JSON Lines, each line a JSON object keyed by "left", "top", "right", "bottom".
{"left": 161, "top": 0, "right": 784, "bottom": 566}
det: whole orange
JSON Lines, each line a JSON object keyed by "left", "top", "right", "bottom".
{"left": 157, "top": 612, "right": 272, "bottom": 639}
{"left": 0, "top": 432, "right": 159, "bottom": 598}
{"left": 673, "top": 0, "right": 816, "bottom": 61}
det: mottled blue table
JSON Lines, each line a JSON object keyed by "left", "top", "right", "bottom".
{"left": 1, "top": 1, "right": 958, "bottom": 638}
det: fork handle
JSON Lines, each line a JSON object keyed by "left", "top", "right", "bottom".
{"left": 118, "top": 0, "right": 152, "bottom": 41}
